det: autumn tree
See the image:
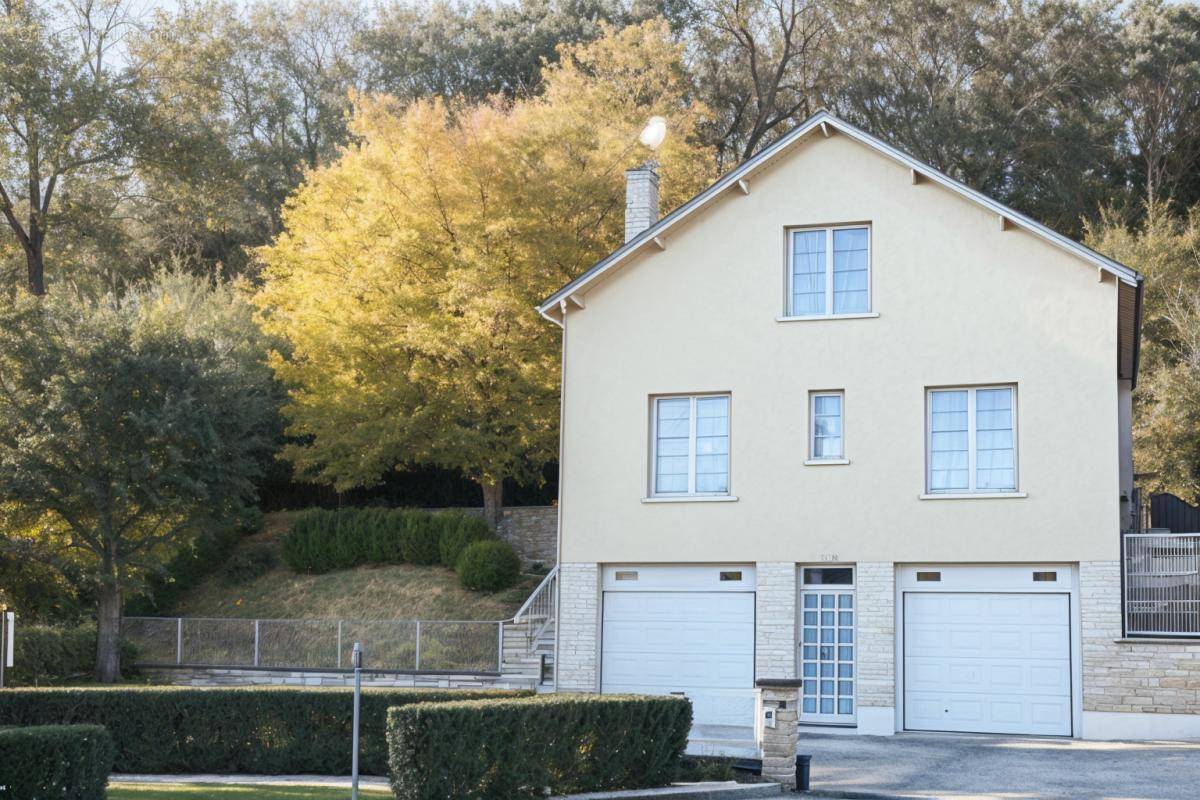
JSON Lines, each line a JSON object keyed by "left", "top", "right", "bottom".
{"left": 0, "top": 272, "right": 277, "bottom": 680}
{"left": 257, "top": 21, "right": 713, "bottom": 525}
{"left": 0, "top": 0, "right": 145, "bottom": 294}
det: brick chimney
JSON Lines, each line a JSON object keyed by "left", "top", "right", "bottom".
{"left": 624, "top": 160, "right": 660, "bottom": 242}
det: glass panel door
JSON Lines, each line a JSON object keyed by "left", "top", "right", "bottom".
{"left": 799, "top": 570, "right": 855, "bottom": 724}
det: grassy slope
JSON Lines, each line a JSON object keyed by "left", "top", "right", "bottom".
{"left": 171, "top": 512, "right": 537, "bottom": 621}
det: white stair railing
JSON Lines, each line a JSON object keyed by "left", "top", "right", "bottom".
{"left": 512, "top": 566, "right": 558, "bottom": 645}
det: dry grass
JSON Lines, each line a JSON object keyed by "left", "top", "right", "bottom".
{"left": 172, "top": 512, "right": 537, "bottom": 621}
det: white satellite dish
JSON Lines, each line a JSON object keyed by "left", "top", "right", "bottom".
{"left": 639, "top": 116, "right": 668, "bottom": 150}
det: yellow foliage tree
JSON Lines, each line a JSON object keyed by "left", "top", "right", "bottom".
{"left": 257, "top": 21, "right": 714, "bottom": 524}
{"left": 1088, "top": 205, "right": 1200, "bottom": 501}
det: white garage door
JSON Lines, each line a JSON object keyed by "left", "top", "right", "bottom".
{"left": 904, "top": 592, "right": 1072, "bottom": 736}
{"left": 601, "top": 589, "right": 755, "bottom": 732}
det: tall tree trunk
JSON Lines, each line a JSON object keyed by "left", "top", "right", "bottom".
{"left": 481, "top": 478, "right": 503, "bottom": 531}
{"left": 25, "top": 242, "right": 44, "bottom": 296}
{"left": 95, "top": 580, "right": 123, "bottom": 683}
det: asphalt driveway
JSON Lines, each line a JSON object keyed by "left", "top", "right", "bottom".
{"left": 801, "top": 732, "right": 1200, "bottom": 799}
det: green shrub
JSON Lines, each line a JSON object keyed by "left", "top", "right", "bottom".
{"left": 399, "top": 512, "right": 441, "bottom": 565}
{"left": 8, "top": 624, "right": 136, "bottom": 686}
{"left": 221, "top": 543, "right": 277, "bottom": 584}
{"left": 455, "top": 539, "right": 520, "bottom": 591}
{"left": 282, "top": 508, "right": 483, "bottom": 573}
{"left": 0, "top": 686, "right": 531, "bottom": 776}
{"left": 0, "top": 725, "right": 114, "bottom": 800}
{"left": 387, "top": 694, "right": 692, "bottom": 800}
{"left": 437, "top": 513, "right": 492, "bottom": 568}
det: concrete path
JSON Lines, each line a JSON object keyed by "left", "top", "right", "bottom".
{"left": 113, "top": 774, "right": 391, "bottom": 789}
{"left": 801, "top": 732, "right": 1200, "bottom": 799}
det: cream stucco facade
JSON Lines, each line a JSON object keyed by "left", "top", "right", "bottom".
{"left": 544, "top": 114, "right": 1200, "bottom": 745}
{"left": 559, "top": 131, "right": 1121, "bottom": 565}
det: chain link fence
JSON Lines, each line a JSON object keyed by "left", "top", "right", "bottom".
{"left": 123, "top": 616, "right": 502, "bottom": 673}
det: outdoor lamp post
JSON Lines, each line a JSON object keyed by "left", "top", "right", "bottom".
{"left": 351, "top": 641, "right": 363, "bottom": 800}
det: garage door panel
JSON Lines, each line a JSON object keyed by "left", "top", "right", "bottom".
{"left": 904, "top": 591, "right": 1071, "bottom": 736}
{"left": 905, "top": 624, "right": 1070, "bottom": 660}
{"left": 602, "top": 590, "right": 755, "bottom": 733}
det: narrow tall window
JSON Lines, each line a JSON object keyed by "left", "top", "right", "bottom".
{"left": 810, "top": 392, "right": 844, "bottom": 460}
{"left": 652, "top": 395, "right": 730, "bottom": 496}
{"left": 927, "top": 386, "right": 1016, "bottom": 494}
{"left": 788, "top": 226, "right": 870, "bottom": 316}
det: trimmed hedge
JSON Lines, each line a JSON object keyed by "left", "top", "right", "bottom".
{"left": 8, "top": 624, "right": 136, "bottom": 686}
{"left": 387, "top": 694, "right": 692, "bottom": 800}
{"left": 455, "top": 539, "right": 521, "bottom": 591}
{"left": 0, "top": 725, "right": 114, "bottom": 800}
{"left": 0, "top": 686, "right": 531, "bottom": 776}
{"left": 281, "top": 508, "right": 494, "bottom": 574}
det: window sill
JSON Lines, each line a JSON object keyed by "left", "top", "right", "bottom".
{"left": 776, "top": 312, "right": 880, "bottom": 323}
{"left": 1115, "top": 637, "right": 1200, "bottom": 645}
{"left": 641, "top": 495, "right": 739, "bottom": 504}
{"left": 804, "top": 458, "right": 850, "bottom": 466}
{"left": 919, "top": 492, "right": 1027, "bottom": 500}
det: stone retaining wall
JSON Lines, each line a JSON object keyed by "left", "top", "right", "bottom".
{"left": 438, "top": 505, "right": 557, "bottom": 567}
{"left": 143, "top": 667, "right": 537, "bottom": 690}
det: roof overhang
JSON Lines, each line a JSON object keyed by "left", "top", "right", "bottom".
{"left": 538, "top": 110, "right": 1142, "bottom": 327}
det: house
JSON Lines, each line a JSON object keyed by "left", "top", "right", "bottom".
{"left": 536, "top": 110, "right": 1200, "bottom": 752}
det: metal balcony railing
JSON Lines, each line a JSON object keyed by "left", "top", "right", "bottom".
{"left": 1123, "top": 532, "right": 1200, "bottom": 638}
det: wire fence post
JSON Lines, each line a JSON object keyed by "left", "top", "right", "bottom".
{"left": 414, "top": 621, "right": 421, "bottom": 671}
{"left": 253, "top": 620, "right": 261, "bottom": 667}
{"left": 176, "top": 617, "right": 183, "bottom": 665}
{"left": 336, "top": 620, "right": 343, "bottom": 669}
{"left": 497, "top": 621, "right": 504, "bottom": 673}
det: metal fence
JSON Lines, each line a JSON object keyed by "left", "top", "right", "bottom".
{"left": 1123, "top": 532, "right": 1200, "bottom": 638}
{"left": 123, "top": 616, "right": 503, "bottom": 673}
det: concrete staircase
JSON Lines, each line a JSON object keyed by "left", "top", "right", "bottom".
{"left": 501, "top": 567, "right": 558, "bottom": 686}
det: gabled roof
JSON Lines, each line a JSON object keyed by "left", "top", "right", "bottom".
{"left": 538, "top": 109, "right": 1142, "bottom": 321}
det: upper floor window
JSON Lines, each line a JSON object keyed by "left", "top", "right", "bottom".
{"left": 927, "top": 386, "right": 1017, "bottom": 494}
{"left": 788, "top": 225, "right": 870, "bottom": 317}
{"left": 652, "top": 394, "right": 730, "bottom": 496}
{"left": 809, "top": 391, "right": 845, "bottom": 460}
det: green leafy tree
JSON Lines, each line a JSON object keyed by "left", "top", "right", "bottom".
{"left": 0, "top": 0, "right": 145, "bottom": 294}
{"left": 1119, "top": 0, "right": 1200, "bottom": 211}
{"left": 0, "top": 272, "right": 278, "bottom": 680}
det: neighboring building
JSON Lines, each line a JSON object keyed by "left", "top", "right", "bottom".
{"left": 538, "top": 110, "right": 1200, "bottom": 751}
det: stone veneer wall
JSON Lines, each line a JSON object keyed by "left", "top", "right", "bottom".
{"left": 1081, "top": 560, "right": 1200, "bottom": 715}
{"left": 556, "top": 562, "right": 600, "bottom": 692}
{"left": 755, "top": 562, "right": 797, "bottom": 679}
{"left": 856, "top": 562, "right": 896, "bottom": 709}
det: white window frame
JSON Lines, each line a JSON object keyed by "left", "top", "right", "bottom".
{"left": 785, "top": 224, "right": 872, "bottom": 318}
{"left": 808, "top": 390, "right": 846, "bottom": 462}
{"left": 924, "top": 384, "right": 1019, "bottom": 495}
{"left": 798, "top": 565, "right": 857, "bottom": 725}
{"left": 649, "top": 393, "right": 732, "bottom": 498}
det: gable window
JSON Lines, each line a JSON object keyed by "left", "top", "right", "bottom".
{"left": 652, "top": 394, "right": 730, "bottom": 496}
{"left": 927, "top": 386, "right": 1017, "bottom": 494}
{"left": 809, "top": 391, "right": 845, "bottom": 461}
{"left": 788, "top": 225, "right": 870, "bottom": 317}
